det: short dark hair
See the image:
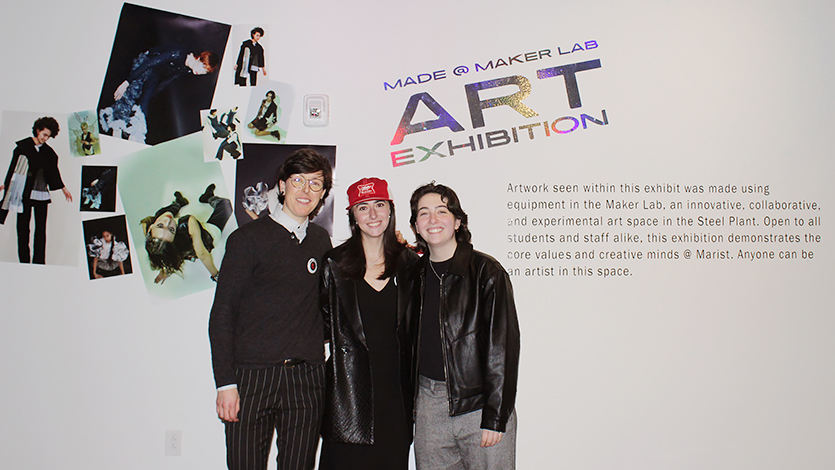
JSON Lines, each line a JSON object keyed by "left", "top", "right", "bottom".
{"left": 276, "top": 149, "right": 333, "bottom": 219}
{"left": 33, "top": 117, "right": 59, "bottom": 138}
{"left": 266, "top": 90, "right": 276, "bottom": 100}
{"left": 251, "top": 27, "right": 264, "bottom": 38}
{"left": 409, "top": 182, "right": 472, "bottom": 254}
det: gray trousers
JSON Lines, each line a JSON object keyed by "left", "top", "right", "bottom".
{"left": 414, "top": 376, "right": 517, "bottom": 470}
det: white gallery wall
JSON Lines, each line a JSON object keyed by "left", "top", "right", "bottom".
{"left": 0, "top": 1, "right": 833, "bottom": 469}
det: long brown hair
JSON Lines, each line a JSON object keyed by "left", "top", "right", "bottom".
{"left": 331, "top": 200, "right": 404, "bottom": 280}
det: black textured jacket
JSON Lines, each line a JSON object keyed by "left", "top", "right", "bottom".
{"left": 1, "top": 138, "right": 65, "bottom": 224}
{"left": 320, "top": 247, "right": 420, "bottom": 444}
{"left": 408, "top": 242, "right": 521, "bottom": 432}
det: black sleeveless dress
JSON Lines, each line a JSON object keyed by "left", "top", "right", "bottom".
{"left": 318, "top": 279, "right": 410, "bottom": 470}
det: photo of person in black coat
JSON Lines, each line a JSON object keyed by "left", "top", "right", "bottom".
{"left": 0, "top": 116, "right": 73, "bottom": 264}
{"left": 247, "top": 90, "right": 281, "bottom": 140}
{"left": 234, "top": 27, "right": 266, "bottom": 86}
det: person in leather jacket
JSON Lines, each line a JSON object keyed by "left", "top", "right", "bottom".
{"left": 319, "top": 177, "right": 419, "bottom": 470}
{"left": 408, "top": 182, "right": 520, "bottom": 469}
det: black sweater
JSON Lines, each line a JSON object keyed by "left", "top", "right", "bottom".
{"left": 209, "top": 217, "right": 331, "bottom": 388}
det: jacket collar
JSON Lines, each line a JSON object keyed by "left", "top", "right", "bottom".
{"left": 329, "top": 260, "right": 368, "bottom": 348}
{"left": 421, "top": 241, "right": 473, "bottom": 277}
{"left": 448, "top": 241, "right": 473, "bottom": 276}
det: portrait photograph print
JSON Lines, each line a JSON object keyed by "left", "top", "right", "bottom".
{"left": 96, "top": 3, "right": 230, "bottom": 146}
{"left": 80, "top": 166, "right": 118, "bottom": 212}
{"left": 201, "top": 106, "right": 244, "bottom": 162}
{"left": 67, "top": 110, "right": 101, "bottom": 157}
{"left": 82, "top": 214, "right": 133, "bottom": 280}
{"left": 0, "top": 110, "right": 81, "bottom": 267}
{"left": 224, "top": 24, "right": 270, "bottom": 87}
{"left": 234, "top": 143, "right": 335, "bottom": 234}
{"left": 118, "top": 133, "right": 234, "bottom": 300}
{"left": 240, "top": 82, "right": 296, "bottom": 144}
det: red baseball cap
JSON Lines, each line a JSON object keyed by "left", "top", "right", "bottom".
{"left": 346, "top": 177, "right": 392, "bottom": 209}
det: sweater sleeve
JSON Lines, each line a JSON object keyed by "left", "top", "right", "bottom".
{"left": 208, "top": 229, "right": 253, "bottom": 388}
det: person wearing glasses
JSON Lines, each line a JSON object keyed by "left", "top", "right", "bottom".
{"left": 209, "top": 148, "right": 333, "bottom": 470}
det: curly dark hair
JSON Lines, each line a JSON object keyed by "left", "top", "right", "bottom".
{"left": 251, "top": 27, "right": 264, "bottom": 38}
{"left": 33, "top": 117, "right": 59, "bottom": 138}
{"left": 409, "top": 182, "right": 472, "bottom": 254}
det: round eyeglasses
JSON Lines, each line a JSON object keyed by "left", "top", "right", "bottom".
{"left": 290, "top": 175, "right": 325, "bottom": 192}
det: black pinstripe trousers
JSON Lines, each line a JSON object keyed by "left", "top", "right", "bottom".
{"left": 225, "top": 363, "right": 326, "bottom": 470}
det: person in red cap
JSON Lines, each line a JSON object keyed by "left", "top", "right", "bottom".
{"left": 318, "top": 177, "right": 420, "bottom": 470}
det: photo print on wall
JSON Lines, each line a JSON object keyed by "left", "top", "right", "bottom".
{"left": 0, "top": 111, "right": 81, "bottom": 267}
{"left": 68, "top": 110, "right": 101, "bottom": 157}
{"left": 118, "top": 133, "right": 234, "bottom": 300}
{"left": 234, "top": 143, "right": 336, "bottom": 234}
{"left": 96, "top": 3, "right": 230, "bottom": 146}
{"left": 83, "top": 214, "right": 133, "bottom": 280}
{"left": 80, "top": 166, "right": 118, "bottom": 212}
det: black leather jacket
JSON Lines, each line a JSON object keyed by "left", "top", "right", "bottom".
{"left": 408, "top": 242, "right": 520, "bottom": 432}
{"left": 320, "top": 247, "right": 420, "bottom": 444}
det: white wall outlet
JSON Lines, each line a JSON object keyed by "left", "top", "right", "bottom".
{"left": 165, "top": 429, "right": 182, "bottom": 456}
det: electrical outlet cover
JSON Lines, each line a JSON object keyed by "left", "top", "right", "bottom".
{"left": 165, "top": 429, "right": 182, "bottom": 456}
{"left": 303, "top": 94, "right": 329, "bottom": 127}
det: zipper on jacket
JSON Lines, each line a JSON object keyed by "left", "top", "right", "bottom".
{"left": 415, "top": 262, "right": 453, "bottom": 416}
{"left": 438, "top": 269, "right": 453, "bottom": 416}
{"left": 413, "top": 268, "right": 425, "bottom": 421}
